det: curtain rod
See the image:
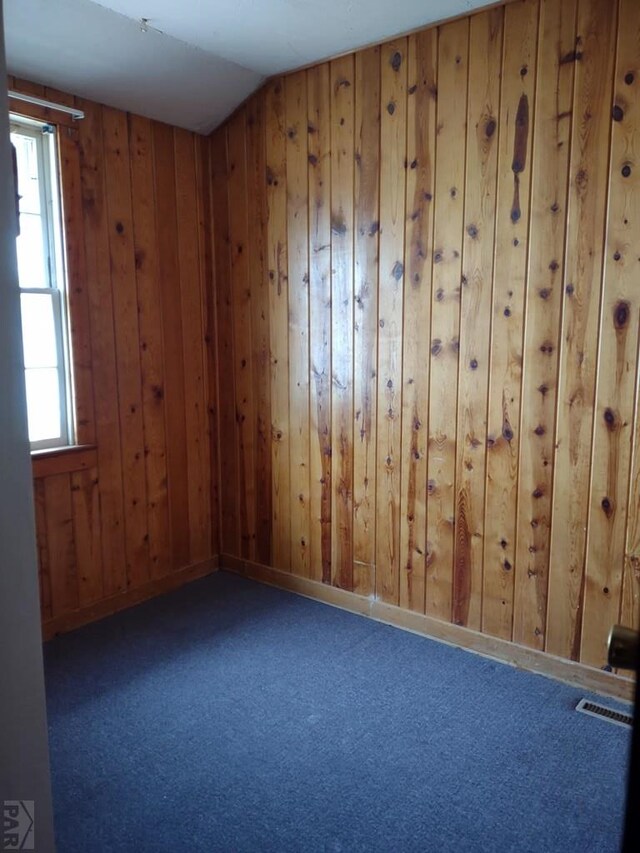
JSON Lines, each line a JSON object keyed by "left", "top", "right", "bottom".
{"left": 8, "top": 90, "right": 85, "bottom": 121}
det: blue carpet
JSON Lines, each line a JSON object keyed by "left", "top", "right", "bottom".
{"left": 44, "top": 571, "right": 631, "bottom": 852}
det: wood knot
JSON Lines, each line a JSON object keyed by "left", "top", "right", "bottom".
{"left": 532, "top": 488, "right": 544, "bottom": 499}
{"left": 485, "top": 117, "right": 497, "bottom": 138}
{"left": 331, "top": 217, "right": 347, "bottom": 236}
{"left": 622, "top": 163, "right": 632, "bottom": 178}
{"left": 614, "top": 299, "right": 630, "bottom": 329}
{"left": 115, "top": 221, "right": 124, "bottom": 234}
{"left": 612, "top": 105, "right": 624, "bottom": 122}
{"left": 504, "top": 307, "right": 511, "bottom": 317}
{"left": 470, "top": 358, "right": 478, "bottom": 370}
{"left": 390, "top": 51, "right": 402, "bottom": 72}
{"left": 603, "top": 407, "right": 616, "bottom": 429}
{"left": 625, "top": 72, "right": 635, "bottom": 85}
{"left": 601, "top": 496, "right": 613, "bottom": 517}
{"left": 308, "top": 153, "right": 318, "bottom": 166}
{"left": 392, "top": 261, "right": 404, "bottom": 281}
{"left": 467, "top": 224, "right": 478, "bottom": 239}
{"left": 560, "top": 50, "right": 582, "bottom": 65}
{"left": 387, "top": 101, "right": 396, "bottom": 115}
{"left": 431, "top": 339, "right": 442, "bottom": 357}
{"left": 534, "top": 425, "right": 545, "bottom": 436}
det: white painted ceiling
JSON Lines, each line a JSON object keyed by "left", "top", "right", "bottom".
{"left": 4, "top": 0, "right": 496, "bottom": 134}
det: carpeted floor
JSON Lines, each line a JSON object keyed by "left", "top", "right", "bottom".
{"left": 44, "top": 571, "right": 631, "bottom": 852}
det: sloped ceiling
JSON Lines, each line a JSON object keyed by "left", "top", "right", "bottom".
{"left": 4, "top": 0, "right": 498, "bottom": 133}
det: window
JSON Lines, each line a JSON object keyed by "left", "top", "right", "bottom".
{"left": 10, "top": 115, "right": 74, "bottom": 450}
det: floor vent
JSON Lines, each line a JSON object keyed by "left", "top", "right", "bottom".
{"left": 576, "top": 698, "right": 633, "bottom": 729}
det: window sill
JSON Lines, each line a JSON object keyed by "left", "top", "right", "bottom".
{"left": 31, "top": 444, "right": 97, "bottom": 478}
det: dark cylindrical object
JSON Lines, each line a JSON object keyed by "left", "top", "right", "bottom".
{"left": 607, "top": 625, "right": 639, "bottom": 671}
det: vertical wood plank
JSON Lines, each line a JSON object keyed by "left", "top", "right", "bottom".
{"left": 513, "top": 0, "right": 578, "bottom": 649}
{"left": 211, "top": 129, "right": 240, "bottom": 556}
{"left": 152, "top": 120, "right": 191, "bottom": 569}
{"left": 454, "top": 7, "right": 503, "bottom": 630}
{"left": 623, "top": 367, "right": 640, "bottom": 632}
{"left": 102, "top": 106, "right": 150, "bottom": 588}
{"left": 286, "top": 72, "right": 312, "bottom": 578}
{"left": 353, "top": 47, "right": 380, "bottom": 596}
{"left": 547, "top": 0, "right": 617, "bottom": 659}
{"left": 265, "top": 78, "right": 292, "bottom": 570}
{"left": 582, "top": 0, "right": 638, "bottom": 664}
{"left": 227, "top": 114, "right": 255, "bottom": 560}
{"left": 44, "top": 473, "right": 78, "bottom": 616}
{"left": 376, "top": 40, "right": 408, "bottom": 605}
{"left": 399, "top": 30, "right": 437, "bottom": 614}
{"left": 174, "top": 127, "right": 212, "bottom": 565}
{"left": 78, "top": 99, "right": 127, "bottom": 595}
{"left": 330, "top": 55, "right": 355, "bottom": 590}
{"left": 245, "top": 96, "right": 272, "bottom": 565}
{"left": 308, "top": 63, "right": 332, "bottom": 585}
{"left": 196, "top": 134, "right": 220, "bottom": 556}
{"left": 482, "top": 0, "right": 539, "bottom": 640}
{"left": 33, "top": 479, "right": 52, "bottom": 621}
{"left": 426, "top": 18, "right": 469, "bottom": 622}
{"left": 227, "top": 114, "right": 256, "bottom": 560}
{"left": 58, "top": 127, "right": 95, "bottom": 446}
{"left": 128, "top": 114, "right": 171, "bottom": 579}
{"left": 71, "top": 467, "right": 103, "bottom": 605}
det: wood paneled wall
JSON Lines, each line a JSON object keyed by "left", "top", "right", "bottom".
{"left": 211, "top": 0, "right": 640, "bottom": 672}
{"left": 8, "top": 78, "right": 218, "bottom": 632}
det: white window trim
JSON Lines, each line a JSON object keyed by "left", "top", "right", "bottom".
{"left": 11, "top": 115, "right": 75, "bottom": 451}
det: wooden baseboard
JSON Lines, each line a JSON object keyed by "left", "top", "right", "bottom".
{"left": 42, "top": 556, "right": 220, "bottom": 640}
{"left": 222, "top": 554, "right": 635, "bottom": 702}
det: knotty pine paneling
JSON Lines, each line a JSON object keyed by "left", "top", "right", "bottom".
{"left": 211, "top": 0, "right": 640, "bottom": 678}
{"left": 9, "top": 78, "right": 218, "bottom": 628}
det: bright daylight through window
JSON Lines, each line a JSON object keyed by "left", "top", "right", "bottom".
{"left": 10, "top": 115, "right": 73, "bottom": 450}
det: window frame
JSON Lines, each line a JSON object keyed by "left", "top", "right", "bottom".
{"left": 10, "top": 114, "right": 76, "bottom": 451}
